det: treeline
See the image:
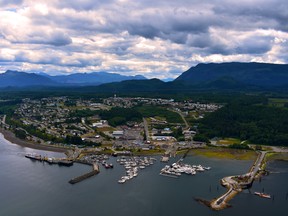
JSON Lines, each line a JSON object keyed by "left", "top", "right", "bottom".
{"left": 100, "top": 107, "right": 142, "bottom": 127}
{"left": 197, "top": 103, "right": 288, "bottom": 146}
{"left": 9, "top": 118, "right": 100, "bottom": 147}
{"left": 98, "top": 106, "right": 184, "bottom": 127}
{"left": 8, "top": 118, "right": 65, "bottom": 143}
{"left": 0, "top": 100, "right": 21, "bottom": 115}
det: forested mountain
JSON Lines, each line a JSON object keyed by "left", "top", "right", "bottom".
{"left": 0, "top": 70, "right": 57, "bottom": 87}
{"left": 48, "top": 72, "right": 146, "bottom": 85}
{"left": 0, "top": 70, "right": 146, "bottom": 88}
{"left": 176, "top": 62, "right": 288, "bottom": 87}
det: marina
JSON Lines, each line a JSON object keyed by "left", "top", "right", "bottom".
{"left": 116, "top": 156, "right": 157, "bottom": 184}
{"left": 160, "top": 162, "right": 211, "bottom": 178}
{"left": 1, "top": 132, "right": 287, "bottom": 216}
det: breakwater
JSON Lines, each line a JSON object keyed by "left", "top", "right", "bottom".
{"left": 209, "top": 151, "right": 267, "bottom": 210}
{"left": 69, "top": 163, "right": 99, "bottom": 184}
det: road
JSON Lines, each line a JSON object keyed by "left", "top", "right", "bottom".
{"left": 143, "top": 118, "right": 150, "bottom": 141}
{"left": 250, "top": 151, "right": 266, "bottom": 178}
{"left": 270, "top": 146, "right": 288, "bottom": 153}
{"left": 170, "top": 109, "right": 189, "bottom": 129}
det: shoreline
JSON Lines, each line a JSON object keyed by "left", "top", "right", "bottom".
{"left": 0, "top": 128, "right": 68, "bottom": 153}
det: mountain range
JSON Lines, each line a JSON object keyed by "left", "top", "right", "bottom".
{"left": 92, "top": 62, "right": 288, "bottom": 93}
{"left": 1, "top": 62, "right": 288, "bottom": 92}
{"left": 0, "top": 71, "right": 146, "bottom": 87}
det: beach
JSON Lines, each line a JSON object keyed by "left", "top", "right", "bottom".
{"left": 0, "top": 128, "right": 68, "bottom": 153}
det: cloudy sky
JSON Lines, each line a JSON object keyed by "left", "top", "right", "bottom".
{"left": 0, "top": 0, "right": 288, "bottom": 79}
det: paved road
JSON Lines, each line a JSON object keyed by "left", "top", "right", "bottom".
{"left": 143, "top": 118, "right": 150, "bottom": 141}
{"left": 248, "top": 151, "right": 267, "bottom": 179}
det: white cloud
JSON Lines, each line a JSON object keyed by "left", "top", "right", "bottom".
{"left": 0, "top": 0, "right": 287, "bottom": 79}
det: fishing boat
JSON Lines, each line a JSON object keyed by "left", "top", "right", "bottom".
{"left": 254, "top": 192, "right": 271, "bottom": 199}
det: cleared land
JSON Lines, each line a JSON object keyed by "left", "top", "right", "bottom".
{"left": 191, "top": 148, "right": 257, "bottom": 160}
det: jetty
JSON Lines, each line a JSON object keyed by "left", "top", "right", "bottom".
{"left": 209, "top": 151, "right": 267, "bottom": 210}
{"left": 25, "top": 153, "right": 74, "bottom": 166}
{"left": 69, "top": 163, "right": 99, "bottom": 184}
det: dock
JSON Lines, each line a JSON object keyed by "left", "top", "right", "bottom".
{"left": 69, "top": 163, "right": 99, "bottom": 184}
{"left": 25, "top": 153, "right": 74, "bottom": 166}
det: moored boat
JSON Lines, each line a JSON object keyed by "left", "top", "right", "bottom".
{"left": 25, "top": 153, "right": 42, "bottom": 161}
{"left": 58, "top": 160, "right": 74, "bottom": 167}
{"left": 254, "top": 192, "right": 271, "bottom": 199}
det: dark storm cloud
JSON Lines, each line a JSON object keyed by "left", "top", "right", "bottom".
{"left": 37, "top": 31, "right": 72, "bottom": 46}
{"left": 212, "top": 0, "right": 288, "bottom": 32}
{"left": 235, "top": 36, "right": 273, "bottom": 55}
{"left": 8, "top": 31, "right": 72, "bottom": 46}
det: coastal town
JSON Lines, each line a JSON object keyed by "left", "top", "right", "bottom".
{"left": 1, "top": 95, "right": 287, "bottom": 211}
{"left": 0, "top": 96, "right": 222, "bottom": 155}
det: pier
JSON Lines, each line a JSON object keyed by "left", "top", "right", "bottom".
{"left": 69, "top": 163, "right": 99, "bottom": 184}
{"left": 25, "top": 153, "right": 74, "bottom": 166}
{"left": 209, "top": 151, "right": 267, "bottom": 210}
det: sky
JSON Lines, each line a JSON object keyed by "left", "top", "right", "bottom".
{"left": 0, "top": 0, "right": 288, "bottom": 79}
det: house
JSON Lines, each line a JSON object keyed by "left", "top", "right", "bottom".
{"left": 112, "top": 130, "right": 124, "bottom": 138}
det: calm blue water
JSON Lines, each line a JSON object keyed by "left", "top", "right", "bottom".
{"left": 0, "top": 133, "right": 287, "bottom": 216}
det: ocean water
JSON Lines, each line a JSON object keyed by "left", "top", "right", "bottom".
{"left": 0, "top": 133, "right": 287, "bottom": 216}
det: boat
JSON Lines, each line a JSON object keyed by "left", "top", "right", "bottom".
{"left": 58, "top": 160, "right": 74, "bottom": 167}
{"left": 104, "top": 163, "right": 109, "bottom": 168}
{"left": 118, "top": 179, "right": 126, "bottom": 184}
{"left": 25, "top": 153, "right": 42, "bottom": 161}
{"left": 254, "top": 192, "right": 271, "bottom": 199}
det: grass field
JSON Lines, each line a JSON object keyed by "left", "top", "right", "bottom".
{"left": 265, "top": 152, "right": 288, "bottom": 161}
{"left": 217, "top": 138, "right": 241, "bottom": 145}
{"left": 268, "top": 98, "right": 288, "bottom": 107}
{"left": 191, "top": 147, "right": 257, "bottom": 160}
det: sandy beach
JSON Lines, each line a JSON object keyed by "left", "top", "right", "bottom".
{"left": 0, "top": 128, "right": 68, "bottom": 153}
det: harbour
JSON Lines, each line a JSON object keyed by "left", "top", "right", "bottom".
{"left": 1, "top": 133, "right": 288, "bottom": 216}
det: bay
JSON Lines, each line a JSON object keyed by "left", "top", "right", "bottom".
{"left": 0, "top": 133, "right": 287, "bottom": 216}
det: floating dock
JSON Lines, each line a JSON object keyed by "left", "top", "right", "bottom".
{"left": 69, "top": 163, "right": 99, "bottom": 184}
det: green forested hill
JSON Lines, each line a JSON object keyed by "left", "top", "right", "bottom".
{"left": 197, "top": 103, "right": 288, "bottom": 146}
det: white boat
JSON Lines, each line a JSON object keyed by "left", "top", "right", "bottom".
{"left": 118, "top": 179, "right": 126, "bottom": 184}
{"left": 254, "top": 192, "right": 271, "bottom": 199}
